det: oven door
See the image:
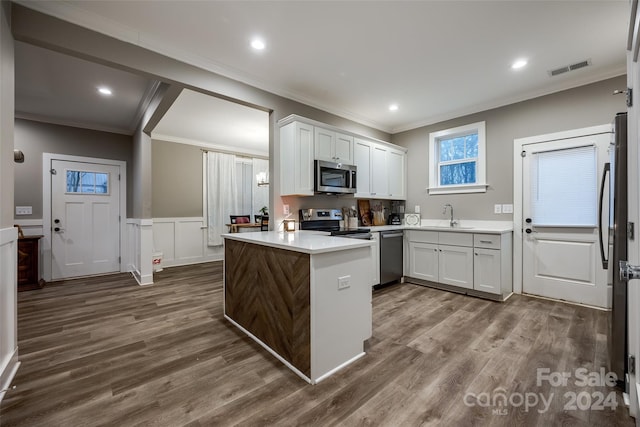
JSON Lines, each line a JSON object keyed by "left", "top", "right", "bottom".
{"left": 315, "top": 160, "right": 356, "bottom": 194}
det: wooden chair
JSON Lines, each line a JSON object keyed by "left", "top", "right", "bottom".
{"left": 260, "top": 216, "right": 269, "bottom": 231}
{"left": 230, "top": 215, "right": 251, "bottom": 224}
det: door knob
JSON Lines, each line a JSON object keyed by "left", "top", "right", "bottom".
{"left": 54, "top": 227, "right": 61, "bottom": 232}
{"left": 525, "top": 218, "right": 532, "bottom": 223}
{"left": 525, "top": 228, "right": 532, "bottom": 234}
{"left": 54, "top": 219, "right": 60, "bottom": 224}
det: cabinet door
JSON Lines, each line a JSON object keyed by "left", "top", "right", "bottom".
{"left": 371, "top": 145, "right": 388, "bottom": 197}
{"left": 280, "top": 121, "right": 314, "bottom": 196}
{"left": 334, "top": 133, "right": 354, "bottom": 164}
{"left": 371, "top": 232, "right": 380, "bottom": 286}
{"left": 474, "top": 248, "right": 501, "bottom": 294}
{"left": 438, "top": 244, "right": 473, "bottom": 289}
{"left": 354, "top": 139, "right": 372, "bottom": 196}
{"left": 408, "top": 242, "right": 438, "bottom": 281}
{"left": 387, "top": 148, "right": 406, "bottom": 199}
{"left": 314, "top": 127, "right": 335, "bottom": 162}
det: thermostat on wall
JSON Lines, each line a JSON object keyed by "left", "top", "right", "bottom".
{"left": 405, "top": 214, "right": 420, "bottom": 226}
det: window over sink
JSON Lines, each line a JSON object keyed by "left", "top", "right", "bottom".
{"left": 428, "top": 121, "right": 487, "bottom": 194}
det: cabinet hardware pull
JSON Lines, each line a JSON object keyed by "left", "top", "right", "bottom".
{"left": 480, "top": 240, "right": 492, "bottom": 244}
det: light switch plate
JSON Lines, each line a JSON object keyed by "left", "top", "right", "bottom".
{"left": 283, "top": 204, "right": 290, "bottom": 215}
{"left": 415, "top": 205, "right": 421, "bottom": 214}
{"left": 502, "top": 204, "right": 513, "bottom": 214}
{"left": 15, "top": 206, "right": 32, "bottom": 215}
{"left": 494, "top": 204, "right": 502, "bottom": 214}
{"left": 338, "top": 275, "right": 351, "bottom": 290}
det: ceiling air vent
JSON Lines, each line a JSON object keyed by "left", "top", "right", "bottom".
{"left": 548, "top": 59, "right": 591, "bottom": 77}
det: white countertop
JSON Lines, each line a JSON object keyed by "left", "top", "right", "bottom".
{"left": 223, "top": 230, "right": 373, "bottom": 255}
{"left": 368, "top": 220, "right": 513, "bottom": 234}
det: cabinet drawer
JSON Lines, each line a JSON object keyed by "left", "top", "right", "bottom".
{"left": 406, "top": 230, "right": 438, "bottom": 244}
{"left": 438, "top": 231, "right": 472, "bottom": 247}
{"left": 474, "top": 234, "right": 501, "bottom": 249}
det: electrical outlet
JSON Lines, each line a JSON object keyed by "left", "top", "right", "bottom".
{"left": 15, "top": 206, "right": 32, "bottom": 215}
{"left": 502, "top": 204, "right": 513, "bottom": 214}
{"left": 283, "top": 204, "right": 290, "bottom": 215}
{"left": 338, "top": 275, "right": 351, "bottom": 290}
{"left": 494, "top": 204, "right": 502, "bottom": 214}
{"left": 415, "top": 205, "right": 421, "bottom": 214}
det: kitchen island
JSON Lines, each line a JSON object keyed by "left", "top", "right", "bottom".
{"left": 223, "top": 231, "right": 373, "bottom": 384}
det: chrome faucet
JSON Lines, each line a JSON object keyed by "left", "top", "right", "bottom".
{"left": 443, "top": 204, "right": 457, "bottom": 227}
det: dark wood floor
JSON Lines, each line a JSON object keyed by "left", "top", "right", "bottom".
{"left": 0, "top": 261, "right": 633, "bottom": 426}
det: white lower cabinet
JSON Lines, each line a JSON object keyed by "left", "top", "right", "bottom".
{"left": 438, "top": 244, "right": 473, "bottom": 289}
{"left": 408, "top": 242, "right": 439, "bottom": 282}
{"left": 371, "top": 232, "right": 380, "bottom": 286}
{"left": 405, "top": 230, "right": 512, "bottom": 299}
{"left": 473, "top": 248, "right": 501, "bottom": 294}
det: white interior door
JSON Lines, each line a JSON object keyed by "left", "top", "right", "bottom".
{"left": 51, "top": 159, "right": 121, "bottom": 280}
{"left": 522, "top": 133, "right": 610, "bottom": 307}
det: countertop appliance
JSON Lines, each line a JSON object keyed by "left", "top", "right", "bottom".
{"left": 599, "top": 112, "right": 627, "bottom": 389}
{"left": 388, "top": 213, "right": 402, "bottom": 225}
{"left": 299, "top": 208, "right": 371, "bottom": 239}
{"left": 379, "top": 230, "right": 403, "bottom": 285}
{"left": 314, "top": 160, "right": 357, "bottom": 194}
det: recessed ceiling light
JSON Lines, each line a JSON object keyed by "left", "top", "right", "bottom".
{"left": 251, "top": 38, "right": 265, "bottom": 50}
{"left": 389, "top": 104, "right": 399, "bottom": 111}
{"left": 511, "top": 59, "right": 528, "bottom": 70}
{"left": 97, "top": 87, "right": 112, "bottom": 96}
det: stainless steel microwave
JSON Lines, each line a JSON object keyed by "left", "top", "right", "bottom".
{"left": 314, "top": 160, "right": 357, "bottom": 194}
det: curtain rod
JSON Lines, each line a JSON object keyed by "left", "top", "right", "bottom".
{"left": 200, "top": 148, "right": 268, "bottom": 160}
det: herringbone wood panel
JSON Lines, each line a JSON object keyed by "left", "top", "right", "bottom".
{"left": 0, "top": 261, "right": 633, "bottom": 426}
{"left": 225, "top": 240, "right": 311, "bottom": 376}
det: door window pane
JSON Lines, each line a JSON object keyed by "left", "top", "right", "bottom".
{"left": 530, "top": 145, "right": 596, "bottom": 226}
{"left": 66, "top": 170, "right": 110, "bottom": 194}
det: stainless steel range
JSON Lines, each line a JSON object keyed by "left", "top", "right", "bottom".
{"left": 299, "top": 208, "right": 371, "bottom": 239}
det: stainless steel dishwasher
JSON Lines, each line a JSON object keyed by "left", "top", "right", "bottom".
{"left": 379, "top": 230, "right": 403, "bottom": 285}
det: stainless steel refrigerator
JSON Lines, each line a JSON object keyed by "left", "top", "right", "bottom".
{"left": 599, "top": 112, "right": 628, "bottom": 389}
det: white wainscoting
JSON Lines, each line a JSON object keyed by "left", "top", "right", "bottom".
{"left": 0, "top": 226, "right": 20, "bottom": 404}
{"left": 126, "top": 219, "right": 154, "bottom": 286}
{"left": 152, "top": 217, "right": 223, "bottom": 268}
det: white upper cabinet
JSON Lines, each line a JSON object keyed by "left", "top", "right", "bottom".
{"left": 354, "top": 138, "right": 372, "bottom": 197}
{"left": 353, "top": 139, "right": 407, "bottom": 200}
{"left": 280, "top": 121, "right": 314, "bottom": 196}
{"left": 371, "top": 145, "right": 388, "bottom": 196}
{"left": 277, "top": 115, "right": 406, "bottom": 200}
{"left": 387, "top": 148, "right": 406, "bottom": 199}
{"left": 314, "top": 127, "right": 354, "bottom": 164}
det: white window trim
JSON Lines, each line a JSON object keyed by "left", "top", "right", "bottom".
{"left": 428, "top": 121, "right": 487, "bottom": 195}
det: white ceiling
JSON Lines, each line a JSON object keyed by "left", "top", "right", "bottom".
{"left": 152, "top": 90, "right": 269, "bottom": 157}
{"left": 16, "top": 0, "right": 629, "bottom": 135}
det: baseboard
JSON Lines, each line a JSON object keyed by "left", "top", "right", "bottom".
{"left": 0, "top": 348, "right": 20, "bottom": 404}
{"left": 131, "top": 269, "right": 153, "bottom": 286}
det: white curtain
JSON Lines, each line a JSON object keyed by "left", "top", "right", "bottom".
{"left": 207, "top": 152, "right": 238, "bottom": 246}
{"left": 252, "top": 158, "right": 269, "bottom": 216}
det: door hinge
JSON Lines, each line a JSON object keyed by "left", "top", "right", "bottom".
{"left": 521, "top": 150, "right": 526, "bottom": 157}
{"left": 118, "top": 256, "right": 121, "bottom": 263}
{"left": 119, "top": 215, "right": 121, "bottom": 222}
{"left": 628, "top": 88, "right": 633, "bottom": 107}
{"left": 629, "top": 355, "right": 636, "bottom": 375}
{"left": 629, "top": 222, "right": 635, "bottom": 241}
{"left": 118, "top": 174, "right": 121, "bottom": 181}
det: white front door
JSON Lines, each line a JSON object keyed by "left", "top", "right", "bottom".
{"left": 51, "top": 159, "right": 121, "bottom": 280}
{"left": 522, "top": 133, "right": 610, "bottom": 307}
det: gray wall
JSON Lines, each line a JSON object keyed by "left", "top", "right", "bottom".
{"left": 14, "top": 119, "right": 134, "bottom": 218}
{"left": 152, "top": 139, "right": 202, "bottom": 218}
{"left": 392, "top": 75, "right": 627, "bottom": 221}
